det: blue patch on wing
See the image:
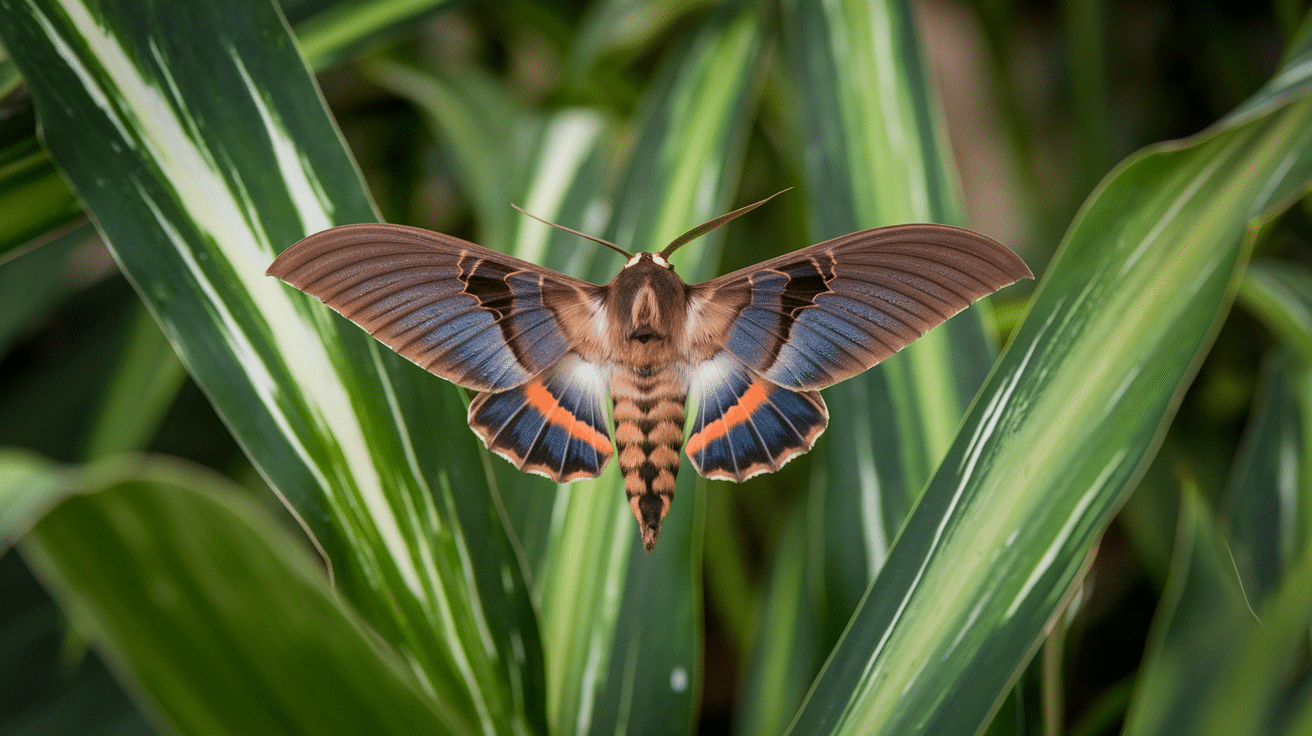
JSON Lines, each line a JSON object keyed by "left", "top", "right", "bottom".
{"left": 715, "top": 255, "right": 970, "bottom": 391}
{"left": 349, "top": 264, "right": 578, "bottom": 391}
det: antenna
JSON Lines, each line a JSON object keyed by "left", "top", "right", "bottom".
{"left": 658, "top": 189, "right": 790, "bottom": 259}
{"left": 511, "top": 204, "right": 634, "bottom": 260}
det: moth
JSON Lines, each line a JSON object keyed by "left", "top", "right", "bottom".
{"left": 268, "top": 193, "right": 1032, "bottom": 551}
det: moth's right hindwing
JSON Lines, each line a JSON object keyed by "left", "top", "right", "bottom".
{"left": 267, "top": 223, "right": 600, "bottom": 393}
{"left": 468, "top": 354, "right": 614, "bottom": 481}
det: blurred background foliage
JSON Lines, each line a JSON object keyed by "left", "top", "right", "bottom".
{"left": 2, "top": 0, "right": 1311, "bottom": 734}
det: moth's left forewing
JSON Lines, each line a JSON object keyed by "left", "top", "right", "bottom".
{"left": 682, "top": 223, "right": 1030, "bottom": 482}
{"left": 690, "top": 224, "right": 1032, "bottom": 392}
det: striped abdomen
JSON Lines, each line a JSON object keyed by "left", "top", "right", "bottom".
{"left": 611, "top": 366, "right": 686, "bottom": 552}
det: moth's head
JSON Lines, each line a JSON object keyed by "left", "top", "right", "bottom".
{"left": 624, "top": 252, "right": 675, "bottom": 271}
{"left": 606, "top": 254, "right": 688, "bottom": 362}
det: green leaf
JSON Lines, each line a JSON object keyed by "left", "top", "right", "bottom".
{"left": 0, "top": 43, "right": 21, "bottom": 96}
{"left": 1122, "top": 485, "right": 1254, "bottom": 736}
{"left": 82, "top": 305, "right": 187, "bottom": 461}
{"left": 781, "top": 0, "right": 1000, "bottom": 599}
{"left": 733, "top": 506, "right": 822, "bottom": 736}
{"left": 7, "top": 452, "right": 465, "bottom": 735}
{"left": 566, "top": 0, "right": 717, "bottom": 83}
{"left": 0, "top": 99, "right": 83, "bottom": 260}
{"left": 740, "top": 0, "right": 1011, "bottom": 723}
{"left": 1223, "top": 348, "right": 1311, "bottom": 606}
{"left": 0, "top": 450, "right": 60, "bottom": 546}
{"left": 786, "top": 13, "right": 1312, "bottom": 735}
{"left": 0, "top": 222, "right": 97, "bottom": 356}
{"left": 1125, "top": 482, "right": 1312, "bottom": 736}
{"left": 1240, "top": 258, "right": 1312, "bottom": 362}
{"left": 363, "top": 61, "right": 526, "bottom": 248}
{"left": 291, "top": 0, "right": 457, "bottom": 70}
{"left": 0, "top": 549, "right": 154, "bottom": 736}
{"left": 0, "top": 1, "right": 543, "bottom": 731}
{"left": 537, "top": 6, "right": 766, "bottom": 734}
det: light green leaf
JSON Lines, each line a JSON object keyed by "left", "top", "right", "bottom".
{"left": 732, "top": 507, "right": 822, "bottom": 736}
{"left": 1122, "top": 485, "right": 1254, "bottom": 736}
{"left": 566, "top": 0, "right": 716, "bottom": 82}
{"left": 740, "top": 0, "right": 1010, "bottom": 724}
{"left": 1223, "top": 348, "right": 1311, "bottom": 606}
{"left": 1125, "top": 483, "right": 1312, "bottom": 736}
{"left": 0, "top": 43, "right": 20, "bottom": 95}
{"left": 1240, "top": 258, "right": 1312, "bottom": 362}
{"left": 8, "top": 452, "right": 466, "bottom": 735}
{"left": 787, "top": 13, "right": 1312, "bottom": 735}
{"left": 781, "top": 0, "right": 1000, "bottom": 598}
{"left": 0, "top": 1, "right": 544, "bottom": 731}
{"left": 291, "top": 0, "right": 457, "bottom": 70}
{"left": 363, "top": 61, "right": 526, "bottom": 247}
{"left": 0, "top": 106, "right": 82, "bottom": 259}
{"left": 0, "top": 450, "right": 60, "bottom": 545}
{"left": 538, "top": 6, "right": 766, "bottom": 734}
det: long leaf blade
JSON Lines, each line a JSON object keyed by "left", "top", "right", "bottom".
{"left": 0, "top": 1, "right": 544, "bottom": 730}
{"left": 5, "top": 453, "right": 466, "bottom": 735}
{"left": 540, "top": 6, "right": 766, "bottom": 734}
{"left": 782, "top": 0, "right": 1000, "bottom": 597}
{"left": 738, "top": 0, "right": 1010, "bottom": 727}
{"left": 788, "top": 16, "right": 1312, "bottom": 735}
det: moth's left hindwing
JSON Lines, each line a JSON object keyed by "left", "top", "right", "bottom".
{"left": 268, "top": 223, "right": 615, "bottom": 482}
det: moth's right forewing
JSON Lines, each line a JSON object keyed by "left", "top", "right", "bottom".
{"left": 268, "top": 223, "right": 605, "bottom": 392}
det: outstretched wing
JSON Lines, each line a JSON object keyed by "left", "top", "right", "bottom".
{"left": 686, "top": 352, "right": 827, "bottom": 481}
{"left": 267, "top": 222, "right": 603, "bottom": 392}
{"left": 468, "top": 354, "right": 614, "bottom": 481}
{"left": 688, "top": 223, "right": 1033, "bottom": 392}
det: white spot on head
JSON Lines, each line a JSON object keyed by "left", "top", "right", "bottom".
{"left": 670, "top": 666, "right": 688, "bottom": 692}
{"left": 625, "top": 252, "right": 671, "bottom": 269}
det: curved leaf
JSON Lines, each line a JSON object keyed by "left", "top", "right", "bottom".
{"left": 8, "top": 452, "right": 465, "bottom": 735}
{"left": 0, "top": 1, "right": 544, "bottom": 731}
{"left": 788, "top": 14, "right": 1312, "bottom": 735}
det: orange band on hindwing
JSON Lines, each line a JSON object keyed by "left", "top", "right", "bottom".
{"left": 468, "top": 358, "right": 614, "bottom": 482}
{"left": 523, "top": 379, "right": 613, "bottom": 453}
{"left": 683, "top": 378, "right": 769, "bottom": 454}
{"left": 686, "top": 355, "right": 828, "bottom": 482}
